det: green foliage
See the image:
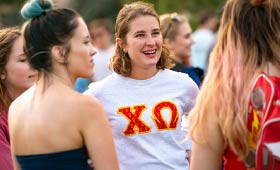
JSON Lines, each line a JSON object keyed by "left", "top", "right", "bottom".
{"left": 0, "top": 1, "right": 24, "bottom": 27}
{"left": 0, "top": 0, "right": 25, "bottom": 3}
{"left": 1, "top": 11, "right": 23, "bottom": 27}
{"left": 120, "top": 0, "right": 224, "bottom": 13}
{"left": 119, "top": 0, "right": 225, "bottom": 30}
{"left": 0, "top": 0, "right": 225, "bottom": 28}
{"left": 70, "top": 0, "right": 122, "bottom": 23}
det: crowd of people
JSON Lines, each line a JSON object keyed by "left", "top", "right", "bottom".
{"left": 1, "top": 0, "right": 280, "bottom": 169}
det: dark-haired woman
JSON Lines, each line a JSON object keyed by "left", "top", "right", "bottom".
{"left": 8, "top": 0, "right": 119, "bottom": 170}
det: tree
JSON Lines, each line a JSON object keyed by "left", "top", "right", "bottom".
{"left": 119, "top": 0, "right": 225, "bottom": 29}
{"left": 70, "top": 0, "right": 122, "bottom": 23}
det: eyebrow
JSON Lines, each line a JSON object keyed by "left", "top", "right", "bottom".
{"left": 134, "top": 30, "right": 145, "bottom": 35}
{"left": 17, "top": 53, "right": 26, "bottom": 58}
{"left": 134, "top": 28, "right": 161, "bottom": 34}
{"left": 152, "top": 28, "right": 161, "bottom": 32}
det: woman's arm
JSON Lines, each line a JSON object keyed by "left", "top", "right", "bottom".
{"left": 190, "top": 113, "right": 225, "bottom": 170}
{"left": 10, "top": 148, "right": 20, "bottom": 170}
{"left": 8, "top": 106, "right": 21, "bottom": 170}
{"left": 80, "top": 96, "right": 119, "bottom": 170}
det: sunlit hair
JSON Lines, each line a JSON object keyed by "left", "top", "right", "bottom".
{"left": 111, "top": 1, "right": 172, "bottom": 76}
{"left": 160, "top": 13, "right": 189, "bottom": 63}
{"left": 189, "top": 0, "right": 280, "bottom": 161}
{"left": 0, "top": 27, "right": 21, "bottom": 112}
{"left": 160, "top": 13, "right": 188, "bottom": 41}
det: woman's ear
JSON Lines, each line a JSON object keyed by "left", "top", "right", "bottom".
{"left": 51, "top": 45, "right": 66, "bottom": 64}
{"left": 116, "top": 38, "right": 127, "bottom": 52}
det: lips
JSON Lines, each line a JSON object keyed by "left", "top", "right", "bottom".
{"left": 89, "top": 57, "right": 94, "bottom": 63}
{"left": 143, "top": 49, "right": 156, "bottom": 55}
{"left": 89, "top": 58, "right": 95, "bottom": 68}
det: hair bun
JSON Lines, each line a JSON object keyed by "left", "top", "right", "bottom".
{"left": 21, "top": 0, "right": 54, "bottom": 20}
{"left": 251, "top": 0, "right": 267, "bottom": 6}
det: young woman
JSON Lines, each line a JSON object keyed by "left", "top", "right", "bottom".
{"left": 8, "top": 0, "right": 119, "bottom": 170}
{"left": 188, "top": 0, "right": 280, "bottom": 169}
{"left": 0, "top": 27, "right": 37, "bottom": 170}
{"left": 84, "top": 2, "right": 199, "bottom": 170}
{"left": 160, "top": 13, "right": 204, "bottom": 86}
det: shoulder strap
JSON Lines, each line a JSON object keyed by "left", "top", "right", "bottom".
{"left": 252, "top": 74, "right": 275, "bottom": 123}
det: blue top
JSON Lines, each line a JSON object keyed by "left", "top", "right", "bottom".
{"left": 16, "top": 147, "right": 93, "bottom": 170}
{"left": 74, "top": 78, "right": 91, "bottom": 93}
{"left": 183, "top": 67, "right": 203, "bottom": 87}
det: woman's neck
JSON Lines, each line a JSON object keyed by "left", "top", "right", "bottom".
{"left": 51, "top": 73, "right": 74, "bottom": 88}
{"left": 35, "top": 72, "right": 74, "bottom": 93}
{"left": 130, "top": 67, "right": 159, "bottom": 80}
{"left": 7, "top": 87, "right": 25, "bottom": 101}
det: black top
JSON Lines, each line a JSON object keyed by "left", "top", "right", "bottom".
{"left": 16, "top": 147, "right": 93, "bottom": 170}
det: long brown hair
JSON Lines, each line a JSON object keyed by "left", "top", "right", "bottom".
{"left": 189, "top": 0, "right": 280, "bottom": 160}
{"left": 111, "top": 1, "right": 172, "bottom": 76}
{"left": 0, "top": 27, "right": 21, "bottom": 112}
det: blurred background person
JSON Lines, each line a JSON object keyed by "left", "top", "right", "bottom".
{"left": 74, "top": 18, "right": 115, "bottom": 93}
{"left": 191, "top": 10, "right": 219, "bottom": 72}
{"left": 0, "top": 27, "right": 37, "bottom": 170}
{"left": 8, "top": 0, "right": 118, "bottom": 169}
{"left": 160, "top": 13, "right": 204, "bottom": 86}
{"left": 89, "top": 18, "right": 115, "bottom": 82}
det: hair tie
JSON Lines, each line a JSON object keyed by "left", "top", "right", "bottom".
{"left": 21, "top": 0, "right": 54, "bottom": 20}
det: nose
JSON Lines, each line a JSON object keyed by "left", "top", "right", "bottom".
{"left": 145, "top": 35, "right": 156, "bottom": 46}
{"left": 28, "top": 63, "right": 38, "bottom": 75}
{"left": 90, "top": 44, "right": 97, "bottom": 56}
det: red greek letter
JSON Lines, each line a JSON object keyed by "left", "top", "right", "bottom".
{"left": 152, "top": 101, "right": 179, "bottom": 130}
{"left": 118, "top": 105, "right": 151, "bottom": 136}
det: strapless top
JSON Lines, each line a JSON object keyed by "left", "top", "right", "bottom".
{"left": 16, "top": 147, "right": 92, "bottom": 170}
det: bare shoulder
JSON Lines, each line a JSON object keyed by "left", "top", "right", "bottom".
{"left": 66, "top": 93, "right": 109, "bottom": 136}
{"left": 8, "top": 86, "right": 35, "bottom": 133}
{"left": 69, "top": 93, "right": 105, "bottom": 120}
{"left": 9, "top": 86, "right": 34, "bottom": 117}
{"left": 74, "top": 93, "right": 103, "bottom": 110}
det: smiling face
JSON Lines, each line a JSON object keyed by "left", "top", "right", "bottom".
{"left": 3, "top": 36, "right": 38, "bottom": 97}
{"left": 121, "top": 15, "right": 162, "bottom": 74}
{"left": 67, "top": 17, "right": 96, "bottom": 80}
